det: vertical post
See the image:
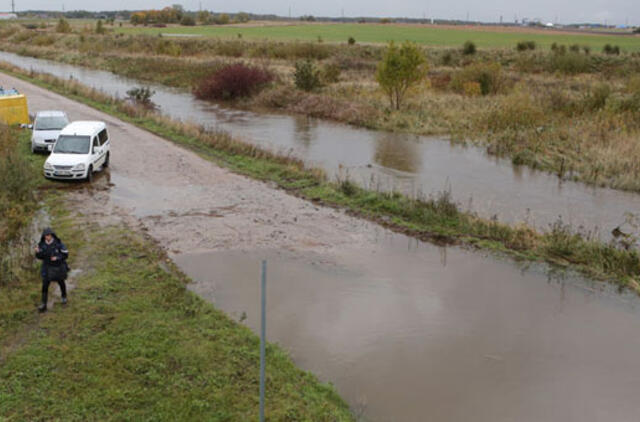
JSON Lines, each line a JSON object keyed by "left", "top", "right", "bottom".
{"left": 259, "top": 260, "right": 266, "bottom": 422}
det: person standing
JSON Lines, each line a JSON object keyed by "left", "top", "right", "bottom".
{"left": 35, "top": 227, "right": 69, "bottom": 312}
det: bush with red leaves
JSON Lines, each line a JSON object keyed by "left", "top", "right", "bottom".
{"left": 194, "top": 63, "right": 273, "bottom": 101}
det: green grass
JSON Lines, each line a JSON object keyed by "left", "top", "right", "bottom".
{"left": 119, "top": 23, "right": 640, "bottom": 51}
{"left": 0, "top": 128, "right": 353, "bottom": 420}
{"left": 2, "top": 63, "right": 639, "bottom": 294}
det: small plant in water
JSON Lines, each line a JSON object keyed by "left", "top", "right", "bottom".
{"left": 126, "top": 86, "right": 157, "bottom": 109}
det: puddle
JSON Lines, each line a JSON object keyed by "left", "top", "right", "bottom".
{"left": 3, "top": 51, "right": 640, "bottom": 237}
{"left": 174, "top": 233, "right": 640, "bottom": 421}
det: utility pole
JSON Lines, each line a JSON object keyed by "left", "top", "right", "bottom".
{"left": 288, "top": 6, "right": 291, "bottom": 19}
{"left": 11, "top": 0, "right": 15, "bottom": 14}
{"left": 466, "top": 11, "right": 469, "bottom": 23}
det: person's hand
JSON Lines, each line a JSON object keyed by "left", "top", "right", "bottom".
{"left": 34, "top": 246, "right": 40, "bottom": 253}
{"left": 51, "top": 256, "right": 57, "bottom": 261}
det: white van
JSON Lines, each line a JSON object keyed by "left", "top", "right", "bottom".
{"left": 43, "top": 121, "right": 110, "bottom": 182}
{"left": 31, "top": 110, "right": 69, "bottom": 153}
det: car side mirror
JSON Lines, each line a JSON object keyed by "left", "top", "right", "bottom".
{"left": 47, "top": 144, "right": 53, "bottom": 152}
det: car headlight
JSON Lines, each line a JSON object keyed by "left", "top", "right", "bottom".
{"left": 73, "top": 163, "right": 85, "bottom": 171}
{"left": 44, "top": 162, "right": 53, "bottom": 170}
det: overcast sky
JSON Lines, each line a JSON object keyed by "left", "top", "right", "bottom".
{"left": 7, "top": 0, "right": 639, "bottom": 25}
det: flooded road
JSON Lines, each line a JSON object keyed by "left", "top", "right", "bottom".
{"left": 176, "top": 237, "right": 640, "bottom": 422}
{"left": 2, "top": 51, "right": 640, "bottom": 236}
{"left": 7, "top": 70, "right": 640, "bottom": 421}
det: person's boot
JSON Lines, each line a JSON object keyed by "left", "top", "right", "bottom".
{"left": 38, "top": 303, "right": 47, "bottom": 313}
{"left": 61, "top": 296, "right": 68, "bottom": 305}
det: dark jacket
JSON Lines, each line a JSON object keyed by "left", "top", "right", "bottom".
{"left": 35, "top": 228, "right": 69, "bottom": 279}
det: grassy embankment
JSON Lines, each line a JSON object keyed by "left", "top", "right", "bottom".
{"left": 0, "top": 129, "right": 353, "bottom": 419}
{"left": 1, "top": 25, "right": 640, "bottom": 190}
{"left": 1, "top": 62, "right": 639, "bottom": 294}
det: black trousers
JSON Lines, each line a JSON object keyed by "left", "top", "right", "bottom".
{"left": 41, "top": 277, "right": 67, "bottom": 303}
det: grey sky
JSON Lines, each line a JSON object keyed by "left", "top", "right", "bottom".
{"left": 6, "top": 0, "right": 639, "bottom": 25}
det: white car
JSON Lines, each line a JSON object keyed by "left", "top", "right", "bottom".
{"left": 43, "top": 121, "right": 110, "bottom": 182}
{"left": 31, "top": 110, "right": 69, "bottom": 153}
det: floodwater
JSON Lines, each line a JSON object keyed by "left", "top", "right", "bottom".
{"left": 175, "top": 234, "right": 640, "bottom": 421}
{"left": 8, "top": 56, "right": 640, "bottom": 421}
{"left": 2, "top": 51, "right": 640, "bottom": 236}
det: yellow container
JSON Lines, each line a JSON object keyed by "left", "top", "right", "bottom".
{"left": 0, "top": 94, "right": 29, "bottom": 125}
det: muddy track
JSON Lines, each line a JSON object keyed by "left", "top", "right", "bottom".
{"left": 3, "top": 72, "right": 383, "bottom": 261}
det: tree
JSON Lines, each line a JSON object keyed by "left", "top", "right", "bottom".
{"left": 376, "top": 42, "right": 427, "bottom": 110}
{"left": 95, "top": 19, "right": 105, "bottom": 34}
{"left": 197, "top": 10, "right": 212, "bottom": 24}
{"left": 56, "top": 18, "right": 72, "bottom": 33}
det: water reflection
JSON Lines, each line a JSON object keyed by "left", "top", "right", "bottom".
{"left": 293, "top": 115, "right": 316, "bottom": 149}
{"left": 373, "top": 132, "right": 422, "bottom": 174}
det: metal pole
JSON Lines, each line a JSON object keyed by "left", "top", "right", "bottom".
{"left": 259, "top": 260, "right": 266, "bottom": 422}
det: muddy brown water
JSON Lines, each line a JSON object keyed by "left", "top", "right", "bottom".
{"left": 2, "top": 51, "right": 640, "bottom": 237}
{"left": 7, "top": 66, "right": 640, "bottom": 421}
{"left": 175, "top": 237, "right": 640, "bottom": 422}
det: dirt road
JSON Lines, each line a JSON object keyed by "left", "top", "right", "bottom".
{"left": 3, "top": 73, "right": 379, "bottom": 256}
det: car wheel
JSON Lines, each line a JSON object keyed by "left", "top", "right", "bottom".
{"left": 103, "top": 152, "right": 109, "bottom": 168}
{"left": 85, "top": 165, "right": 93, "bottom": 183}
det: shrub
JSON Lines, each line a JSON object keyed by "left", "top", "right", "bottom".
{"left": 194, "top": 63, "right": 273, "bottom": 100}
{"left": 294, "top": 60, "right": 322, "bottom": 91}
{"left": 569, "top": 44, "right": 580, "bottom": 53}
{"left": 126, "top": 86, "right": 156, "bottom": 108}
{"left": 348, "top": 36, "right": 356, "bottom": 45}
{"left": 462, "top": 40, "right": 476, "bottom": 55}
{"left": 441, "top": 51, "right": 453, "bottom": 66}
{"left": 56, "top": 18, "right": 72, "bottom": 33}
{"left": 516, "top": 41, "right": 536, "bottom": 51}
{"left": 376, "top": 41, "right": 427, "bottom": 109}
{"left": 550, "top": 42, "right": 566, "bottom": 54}
{"left": 583, "top": 46, "right": 591, "bottom": 55}
{"left": 451, "top": 62, "right": 503, "bottom": 96}
{"left": 634, "top": 27, "right": 640, "bottom": 34}
{"left": 181, "top": 15, "right": 196, "bottom": 26}
{"left": 603, "top": 44, "right": 620, "bottom": 55}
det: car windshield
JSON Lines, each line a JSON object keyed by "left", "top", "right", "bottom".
{"left": 53, "top": 135, "right": 90, "bottom": 154}
{"left": 35, "top": 115, "right": 68, "bottom": 131}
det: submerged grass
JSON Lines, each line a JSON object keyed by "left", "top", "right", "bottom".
{"left": 2, "top": 62, "right": 639, "bottom": 293}
{"left": 0, "top": 129, "right": 353, "bottom": 420}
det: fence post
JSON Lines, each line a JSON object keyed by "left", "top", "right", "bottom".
{"left": 259, "top": 260, "right": 266, "bottom": 422}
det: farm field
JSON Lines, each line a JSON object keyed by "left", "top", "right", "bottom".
{"left": 118, "top": 22, "right": 640, "bottom": 51}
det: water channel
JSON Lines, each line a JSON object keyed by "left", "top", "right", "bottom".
{"left": 2, "top": 51, "right": 640, "bottom": 237}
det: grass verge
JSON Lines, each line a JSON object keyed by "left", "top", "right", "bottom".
{"left": 1, "top": 62, "right": 639, "bottom": 295}
{"left": 0, "top": 126, "right": 353, "bottom": 420}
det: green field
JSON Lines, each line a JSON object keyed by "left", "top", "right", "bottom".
{"left": 119, "top": 23, "right": 640, "bottom": 51}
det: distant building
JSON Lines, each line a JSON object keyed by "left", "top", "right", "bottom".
{"left": 0, "top": 13, "right": 18, "bottom": 20}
